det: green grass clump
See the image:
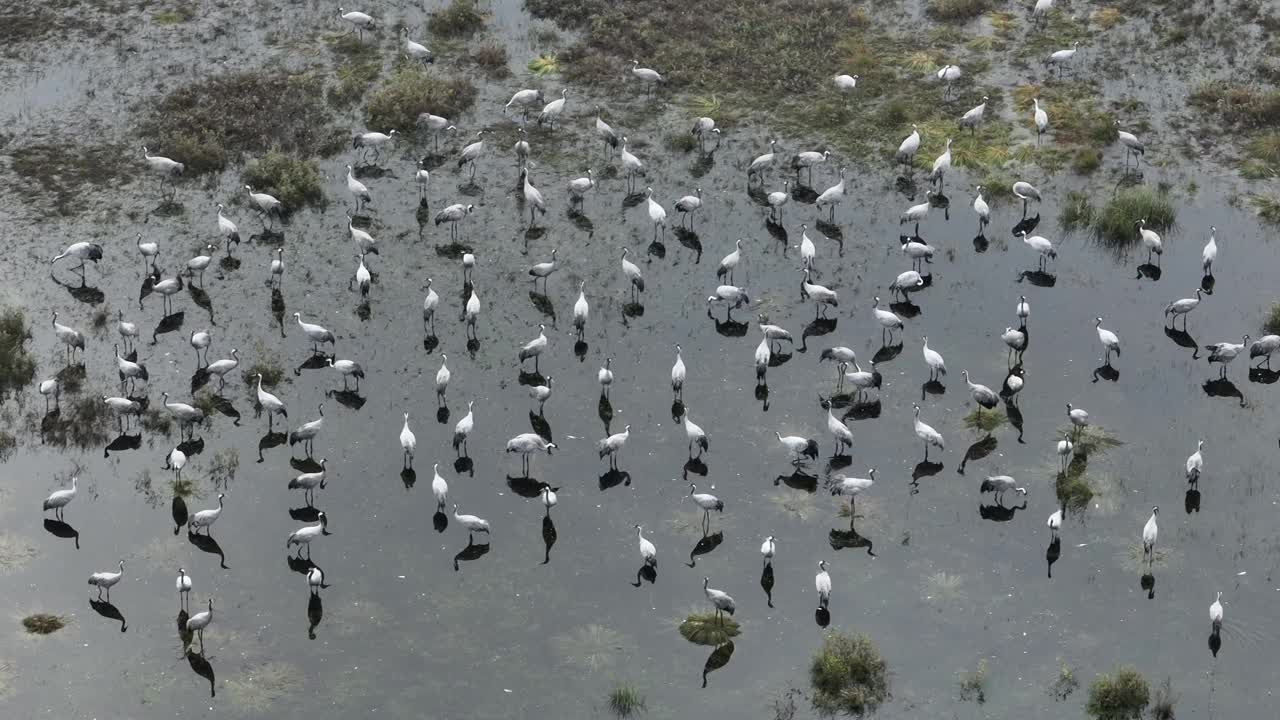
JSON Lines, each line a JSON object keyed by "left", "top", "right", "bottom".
{"left": 1091, "top": 8, "right": 1124, "bottom": 29}
{"left": 22, "top": 613, "right": 67, "bottom": 634}
{"left": 810, "top": 631, "right": 889, "bottom": 717}
{"left": 0, "top": 431, "right": 15, "bottom": 462}
{"left": 1093, "top": 187, "right": 1176, "bottom": 246}
{"left": 1086, "top": 666, "right": 1149, "bottom": 720}
{"left": 958, "top": 659, "right": 988, "bottom": 703}
{"left": 1051, "top": 662, "right": 1079, "bottom": 700}
{"left": 926, "top": 0, "right": 993, "bottom": 21}
{"left": 472, "top": 43, "right": 510, "bottom": 77}
{"left": 138, "top": 72, "right": 342, "bottom": 174}
{"left": 1250, "top": 193, "right": 1280, "bottom": 225}
{"left": 67, "top": 394, "right": 112, "bottom": 448}
{"left": 1056, "top": 461, "right": 1093, "bottom": 512}
{"left": 0, "top": 307, "right": 36, "bottom": 399}
{"left": 244, "top": 354, "right": 285, "bottom": 389}
{"left": 366, "top": 66, "right": 477, "bottom": 133}
{"left": 1072, "top": 147, "right": 1102, "bottom": 174}
{"left": 1245, "top": 132, "right": 1280, "bottom": 164}
{"left": 329, "top": 59, "right": 383, "bottom": 107}
{"left": 607, "top": 685, "right": 647, "bottom": 718}
{"left": 1189, "top": 83, "right": 1280, "bottom": 128}
{"left": 1060, "top": 191, "right": 1096, "bottom": 232}
{"left": 528, "top": 53, "right": 561, "bottom": 76}
{"left": 429, "top": 0, "right": 484, "bottom": 38}
{"left": 1063, "top": 425, "right": 1123, "bottom": 457}
{"left": 242, "top": 152, "right": 325, "bottom": 210}
{"left": 1263, "top": 304, "right": 1280, "bottom": 335}
{"left": 679, "top": 611, "right": 741, "bottom": 646}
{"left": 963, "top": 408, "right": 1006, "bottom": 433}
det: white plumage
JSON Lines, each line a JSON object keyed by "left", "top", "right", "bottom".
{"left": 635, "top": 524, "right": 657, "bottom": 566}
{"left": 43, "top": 476, "right": 77, "bottom": 518}
{"left": 815, "top": 561, "right": 832, "bottom": 609}
{"left": 1185, "top": 440, "right": 1204, "bottom": 484}
{"left": 88, "top": 560, "right": 125, "bottom": 600}
{"left": 912, "top": 404, "right": 945, "bottom": 455}
{"left": 188, "top": 493, "right": 225, "bottom": 534}
{"left": 921, "top": 336, "right": 946, "bottom": 379}
{"left": 453, "top": 505, "right": 491, "bottom": 541}
{"left": 432, "top": 463, "right": 449, "bottom": 509}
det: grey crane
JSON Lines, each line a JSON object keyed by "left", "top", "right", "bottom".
{"left": 162, "top": 391, "right": 204, "bottom": 439}
{"left": 1206, "top": 335, "right": 1250, "bottom": 377}
{"left": 289, "top": 403, "right": 325, "bottom": 456}
{"left": 962, "top": 371, "right": 999, "bottom": 409}
{"left": 506, "top": 432, "right": 555, "bottom": 475}
{"left": 434, "top": 202, "right": 474, "bottom": 240}
{"left": 294, "top": 313, "right": 335, "bottom": 352}
{"left": 598, "top": 424, "right": 631, "bottom": 467}
{"left": 88, "top": 560, "right": 125, "bottom": 600}
{"left": 703, "top": 577, "right": 735, "bottom": 619}
{"left": 980, "top": 475, "right": 1027, "bottom": 504}
{"left": 1012, "top": 181, "right": 1041, "bottom": 216}
{"left": 1164, "top": 289, "right": 1202, "bottom": 330}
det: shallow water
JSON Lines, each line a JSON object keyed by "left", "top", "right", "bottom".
{"left": 0, "top": 1, "right": 1277, "bottom": 718}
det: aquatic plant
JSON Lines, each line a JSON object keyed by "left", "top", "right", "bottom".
{"left": 1250, "top": 193, "right": 1280, "bottom": 225}
{"left": 0, "top": 431, "right": 15, "bottom": 463}
{"left": 662, "top": 131, "right": 698, "bottom": 154}
{"left": 809, "top": 631, "right": 890, "bottom": 717}
{"left": 206, "top": 448, "right": 240, "bottom": 486}
{"left": 366, "top": 66, "right": 477, "bottom": 132}
{"left": 1060, "top": 191, "right": 1096, "bottom": 232}
{"left": 1150, "top": 677, "right": 1177, "bottom": 720}
{"left": 0, "top": 307, "right": 36, "bottom": 399}
{"left": 1072, "top": 148, "right": 1102, "bottom": 174}
{"left": 528, "top": 53, "right": 561, "bottom": 76}
{"left": 1093, "top": 188, "right": 1176, "bottom": 246}
{"left": 1264, "top": 304, "right": 1280, "bottom": 335}
{"left": 957, "top": 658, "right": 988, "bottom": 703}
{"left": 242, "top": 151, "right": 325, "bottom": 211}
{"left": 962, "top": 408, "right": 1006, "bottom": 433}
{"left": 607, "top": 684, "right": 646, "bottom": 718}
{"left": 329, "top": 58, "right": 383, "bottom": 107}
{"left": 1086, "top": 666, "right": 1149, "bottom": 720}
{"left": 429, "top": 0, "right": 484, "bottom": 37}
{"left": 1062, "top": 425, "right": 1122, "bottom": 457}
{"left": 244, "top": 353, "right": 286, "bottom": 393}
{"left": 0, "top": 533, "right": 37, "bottom": 575}
{"left": 10, "top": 142, "right": 132, "bottom": 216}
{"left": 226, "top": 661, "right": 302, "bottom": 713}
{"left": 169, "top": 476, "right": 200, "bottom": 500}
{"left": 1051, "top": 661, "right": 1079, "bottom": 700}
{"left": 922, "top": 571, "right": 965, "bottom": 602}
{"left": 472, "top": 43, "right": 510, "bottom": 76}
{"left": 1188, "top": 83, "right": 1280, "bottom": 128}
{"left": 140, "top": 408, "right": 173, "bottom": 435}
{"left": 22, "top": 613, "right": 67, "bottom": 635}
{"left": 65, "top": 394, "right": 112, "bottom": 448}
{"left": 926, "top": 0, "right": 993, "bottom": 22}
{"left": 679, "top": 611, "right": 741, "bottom": 646}
{"left": 138, "top": 72, "right": 342, "bottom": 174}
{"left": 552, "top": 624, "right": 629, "bottom": 671}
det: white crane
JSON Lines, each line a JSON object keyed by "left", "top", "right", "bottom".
{"left": 422, "top": 279, "right": 439, "bottom": 333}
{"left": 568, "top": 170, "right": 596, "bottom": 207}
{"left": 506, "top": 432, "right": 556, "bottom": 474}
{"left": 683, "top": 409, "right": 708, "bottom": 457}
{"left": 936, "top": 65, "right": 961, "bottom": 97}
{"left": 51, "top": 311, "right": 85, "bottom": 362}
{"left": 142, "top": 146, "right": 184, "bottom": 195}
{"left": 189, "top": 329, "right": 211, "bottom": 367}
{"left": 504, "top": 88, "right": 543, "bottom": 119}
{"left": 801, "top": 268, "right": 839, "bottom": 318}
{"left": 921, "top": 336, "right": 947, "bottom": 380}
{"left": 457, "top": 131, "right": 487, "bottom": 180}
{"left": 748, "top": 140, "right": 778, "bottom": 181}
{"left": 962, "top": 371, "right": 999, "bottom": 409}
{"left": 1206, "top": 335, "right": 1250, "bottom": 377}
{"left": 890, "top": 270, "right": 924, "bottom": 299}
{"left": 351, "top": 254, "right": 372, "bottom": 298}
{"left": 528, "top": 248, "right": 558, "bottom": 292}
{"left": 39, "top": 378, "right": 60, "bottom": 412}
{"left": 620, "top": 137, "right": 644, "bottom": 189}
{"left": 520, "top": 164, "right": 547, "bottom": 226}
{"left": 912, "top": 404, "right": 945, "bottom": 458}
{"left": 900, "top": 192, "right": 934, "bottom": 236}
{"left": 959, "top": 97, "right": 988, "bottom": 134}
{"left": 287, "top": 512, "right": 330, "bottom": 555}
{"left": 115, "top": 344, "right": 148, "bottom": 392}
{"left": 1249, "top": 334, "right": 1280, "bottom": 368}
{"left": 702, "top": 577, "right": 735, "bottom": 619}
{"left": 1032, "top": 0, "right": 1055, "bottom": 24}
{"left": 832, "top": 470, "right": 875, "bottom": 513}
{"left": 598, "top": 358, "right": 614, "bottom": 395}
{"left": 135, "top": 233, "right": 159, "bottom": 269}
{"left": 539, "top": 485, "right": 558, "bottom": 516}
{"left": 896, "top": 124, "right": 921, "bottom": 166}
{"left": 1185, "top": 440, "right": 1204, "bottom": 486}
{"left": 798, "top": 225, "right": 816, "bottom": 268}
{"left": 537, "top": 88, "right": 568, "bottom": 129}
{"left": 353, "top": 129, "right": 397, "bottom": 163}
{"left": 826, "top": 403, "right": 853, "bottom": 454}
{"left": 254, "top": 373, "right": 287, "bottom": 430}
{"left": 815, "top": 561, "right": 832, "bottom": 609}
{"left": 519, "top": 324, "right": 549, "bottom": 370}
{"left": 1047, "top": 508, "right": 1063, "bottom": 538}
{"left": 308, "top": 566, "right": 325, "bottom": 594}
{"left": 188, "top": 493, "right": 225, "bottom": 535}
{"left": 1056, "top": 433, "right": 1074, "bottom": 471}
{"left": 346, "top": 213, "right": 378, "bottom": 253}
{"left": 400, "top": 413, "right": 416, "bottom": 468}
{"left": 345, "top": 165, "right": 371, "bottom": 213}
{"left": 88, "top": 560, "right": 125, "bottom": 600}
{"left": 766, "top": 180, "right": 790, "bottom": 219}
{"left": 844, "top": 359, "right": 880, "bottom": 396}
{"left": 1137, "top": 219, "right": 1163, "bottom": 264}
{"left": 1066, "top": 403, "right": 1090, "bottom": 437}
{"left": 644, "top": 187, "right": 668, "bottom": 241}
{"left": 980, "top": 475, "right": 1027, "bottom": 504}
{"left": 620, "top": 247, "right": 645, "bottom": 300}
{"left": 776, "top": 431, "right": 819, "bottom": 462}
{"left": 116, "top": 310, "right": 139, "bottom": 352}
{"left": 691, "top": 116, "right": 720, "bottom": 150}
{"left": 760, "top": 536, "right": 776, "bottom": 566}
{"left": 1209, "top": 592, "right": 1223, "bottom": 630}
{"left": 707, "top": 285, "right": 751, "bottom": 315}
{"left": 339, "top": 7, "right": 375, "bottom": 40}
{"left": 1019, "top": 230, "right": 1058, "bottom": 269}
{"left": 184, "top": 245, "right": 216, "bottom": 287}
{"left": 453, "top": 505, "right": 491, "bottom": 543}
{"left": 873, "top": 296, "right": 904, "bottom": 341}
{"left": 245, "top": 185, "right": 282, "bottom": 226}
{"left": 465, "top": 288, "right": 481, "bottom": 336}
{"left": 1164, "top": 289, "right": 1202, "bottom": 329}
{"left": 635, "top": 524, "right": 657, "bottom": 567}
{"left": 453, "top": 400, "right": 474, "bottom": 455}
{"left": 1013, "top": 181, "right": 1041, "bottom": 216}
{"left": 416, "top": 160, "right": 431, "bottom": 202}
{"left": 216, "top": 203, "right": 240, "bottom": 248}
{"left": 687, "top": 483, "right": 724, "bottom": 529}
{"left": 1115, "top": 121, "right": 1145, "bottom": 170}
{"left": 1016, "top": 296, "right": 1030, "bottom": 326}
{"left": 815, "top": 168, "right": 846, "bottom": 220}
{"left": 573, "top": 281, "right": 590, "bottom": 339}
{"left": 1096, "top": 317, "right": 1121, "bottom": 363}
{"left": 270, "top": 247, "right": 284, "bottom": 287}
{"left": 432, "top": 463, "right": 449, "bottom": 509}
{"left": 293, "top": 313, "right": 335, "bottom": 352}
{"left": 973, "top": 186, "right": 990, "bottom": 231}
{"left": 289, "top": 404, "right": 325, "bottom": 456}
{"left": 671, "top": 345, "right": 686, "bottom": 399}
{"left": 630, "top": 60, "right": 663, "bottom": 91}
{"left": 791, "top": 149, "right": 830, "bottom": 185}
{"left": 43, "top": 476, "right": 77, "bottom": 519}
{"left": 1202, "top": 226, "right": 1217, "bottom": 276}
{"left": 162, "top": 391, "right": 204, "bottom": 438}
{"left": 288, "top": 459, "right": 328, "bottom": 504}
{"left": 416, "top": 113, "right": 455, "bottom": 150}
{"left": 1033, "top": 99, "right": 1049, "bottom": 145}
{"left": 902, "top": 240, "right": 935, "bottom": 271}
{"left": 598, "top": 424, "right": 631, "bottom": 467}
{"left": 176, "top": 568, "right": 193, "bottom": 610}
{"left": 401, "top": 28, "right": 432, "bottom": 65}
{"left": 1002, "top": 326, "right": 1026, "bottom": 362}
{"left": 204, "top": 348, "right": 239, "bottom": 390}
{"left": 529, "top": 377, "right": 553, "bottom": 411}
{"left": 833, "top": 74, "right": 858, "bottom": 93}
{"left": 759, "top": 317, "right": 794, "bottom": 351}
{"left": 152, "top": 275, "right": 183, "bottom": 315}
{"left": 1141, "top": 506, "right": 1159, "bottom": 564}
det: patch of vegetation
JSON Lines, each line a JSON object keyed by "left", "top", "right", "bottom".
{"left": 206, "top": 448, "right": 240, "bottom": 486}
{"left": 329, "top": 58, "right": 383, "bottom": 107}
{"left": 1051, "top": 661, "right": 1079, "bottom": 700}
{"left": 366, "top": 66, "right": 477, "bottom": 132}
{"left": 926, "top": 0, "right": 992, "bottom": 21}
{"left": 1264, "top": 304, "right": 1280, "bottom": 335}
{"left": 1250, "top": 193, "right": 1280, "bottom": 224}
{"left": 1093, "top": 187, "right": 1176, "bottom": 246}
{"left": 1188, "top": 83, "right": 1280, "bottom": 129}
{"left": 244, "top": 352, "right": 286, "bottom": 394}
{"left": 140, "top": 407, "right": 172, "bottom": 434}
{"left": 153, "top": 6, "right": 195, "bottom": 24}
{"left": 429, "top": 0, "right": 484, "bottom": 38}
{"left": 191, "top": 391, "right": 220, "bottom": 419}
{"left": 0, "top": 431, "right": 15, "bottom": 462}
{"left": 528, "top": 53, "right": 561, "bottom": 76}
{"left": 242, "top": 152, "right": 325, "bottom": 210}
{"left": 0, "top": 307, "right": 36, "bottom": 399}
{"left": 552, "top": 623, "right": 630, "bottom": 671}
{"left": 1073, "top": 148, "right": 1102, "bottom": 174}
{"left": 1014, "top": 83, "right": 1116, "bottom": 148}
{"left": 22, "top": 613, "right": 67, "bottom": 635}
{"left": 226, "top": 661, "right": 302, "bottom": 713}
{"left": 1086, "top": 666, "right": 1149, "bottom": 720}
{"left": 1056, "top": 457, "right": 1094, "bottom": 512}
{"left": 607, "top": 684, "right": 646, "bottom": 718}
{"left": 1151, "top": 677, "right": 1177, "bottom": 720}
{"left": 1064, "top": 425, "right": 1123, "bottom": 456}
{"left": 170, "top": 476, "right": 200, "bottom": 499}
{"left": 471, "top": 43, "right": 510, "bottom": 77}
{"left": 10, "top": 142, "right": 132, "bottom": 216}
{"left": 1091, "top": 8, "right": 1124, "bottom": 29}
{"left": 1060, "top": 191, "right": 1096, "bottom": 232}
{"left": 0, "top": 533, "right": 37, "bottom": 575}
{"left": 1245, "top": 131, "right": 1280, "bottom": 164}
{"left": 962, "top": 408, "right": 1006, "bottom": 433}
{"left": 923, "top": 571, "right": 965, "bottom": 602}
{"left": 137, "top": 72, "right": 344, "bottom": 174}
{"left": 679, "top": 611, "right": 741, "bottom": 646}
{"left": 810, "top": 631, "right": 890, "bottom": 717}
{"left": 958, "top": 658, "right": 988, "bottom": 703}
{"left": 663, "top": 131, "right": 698, "bottom": 153}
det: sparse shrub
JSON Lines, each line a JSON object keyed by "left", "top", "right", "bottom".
{"left": 366, "top": 66, "right": 477, "bottom": 132}
{"left": 1264, "top": 303, "right": 1280, "bottom": 335}
{"left": 1060, "top": 191, "right": 1096, "bottom": 232}
{"left": 1072, "top": 148, "right": 1102, "bottom": 174}
{"left": 1151, "top": 677, "right": 1177, "bottom": 720}
{"left": 11, "top": 142, "right": 133, "bottom": 216}
{"left": 472, "top": 43, "right": 510, "bottom": 76}
{"left": 329, "top": 59, "right": 382, "bottom": 107}
{"left": 1051, "top": 662, "right": 1079, "bottom": 700}
{"left": 810, "top": 631, "right": 889, "bottom": 716}
{"left": 926, "top": 0, "right": 992, "bottom": 21}
{"left": 22, "top": 613, "right": 67, "bottom": 634}
{"left": 430, "top": 0, "right": 484, "bottom": 37}
{"left": 1094, "top": 187, "right": 1176, "bottom": 245}
{"left": 242, "top": 152, "right": 325, "bottom": 210}
{"left": 0, "top": 307, "right": 36, "bottom": 399}
{"left": 607, "top": 684, "right": 646, "bottom": 718}
{"left": 663, "top": 131, "right": 698, "bottom": 153}
{"left": 1246, "top": 132, "right": 1280, "bottom": 164}
{"left": 1086, "top": 666, "right": 1149, "bottom": 720}
{"left": 963, "top": 408, "right": 1005, "bottom": 433}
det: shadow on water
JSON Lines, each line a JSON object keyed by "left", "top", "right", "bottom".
{"left": 188, "top": 531, "right": 228, "bottom": 569}
{"left": 843, "top": 398, "right": 882, "bottom": 422}
{"left": 290, "top": 456, "right": 323, "bottom": 473}
{"left": 702, "top": 642, "right": 734, "bottom": 689}
{"left": 1203, "top": 377, "right": 1245, "bottom": 406}
{"left": 910, "top": 460, "right": 944, "bottom": 492}
{"left": 775, "top": 468, "right": 817, "bottom": 492}
{"left": 542, "top": 515, "right": 557, "bottom": 564}
{"left": 308, "top": 592, "right": 324, "bottom": 639}
{"left": 172, "top": 496, "right": 188, "bottom": 535}
{"left": 598, "top": 468, "right": 632, "bottom": 491}
{"left": 957, "top": 434, "right": 997, "bottom": 475}
{"left": 1092, "top": 361, "right": 1120, "bottom": 383}
{"left": 686, "top": 531, "right": 724, "bottom": 567}
{"left": 889, "top": 299, "right": 921, "bottom": 319}
{"left": 1141, "top": 571, "right": 1156, "bottom": 600}
{"left": 176, "top": 437, "right": 205, "bottom": 458}
{"left": 708, "top": 311, "right": 749, "bottom": 338}
{"left": 401, "top": 467, "right": 417, "bottom": 489}
{"left": 327, "top": 389, "right": 366, "bottom": 411}
{"left": 89, "top": 598, "right": 126, "bottom": 632}
{"left": 453, "top": 455, "right": 474, "bottom": 478}
{"left": 829, "top": 518, "right": 876, "bottom": 556}
{"left": 104, "top": 432, "right": 142, "bottom": 458}
{"left": 760, "top": 564, "right": 774, "bottom": 607}
{"left": 258, "top": 431, "right": 288, "bottom": 462}
{"left": 453, "top": 538, "right": 490, "bottom": 571}
{"left": 683, "top": 456, "right": 709, "bottom": 479}
{"left": 632, "top": 563, "right": 657, "bottom": 587}
{"left": 51, "top": 272, "right": 106, "bottom": 306}
{"left": 1017, "top": 269, "right": 1056, "bottom": 287}
{"left": 1046, "top": 537, "right": 1062, "bottom": 578}
{"left": 1164, "top": 326, "right": 1199, "bottom": 359}
{"left": 43, "top": 518, "right": 80, "bottom": 549}
{"left": 506, "top": 475, "right": 552, "bottom": 499}
{"left": 433, "top": 510, "right": 448, "bottom": 533}
{"left": 978, "top": 501, "right": 1026, "bottom": 522}
{"left": 1209, "top": 627, "right": 1222, "bottom": 658}
{"left": 797, "top": 318, "right": 837, "bottom": 352}
{"left": 186, "top": 649, "right": 216, "bottom": 698}
{"left": 1248, "top": 367, "right": 1280, "bottom": 385}
{"left": 530, "top": 411, "right": 553, "bottom": 442}
{"left": 872, "top": 342, "right": 904, "bottom": 365}
{"left": 674, "top": 227, "right": 702, "bottom": 261}
{"left": 1136, "top": 263, "right": 1162, "bottom": 282}
{"left": 1185, "top": 488, "right": 1201, "bottom": 514}
{"left": 151, "top": 311, "right": 185, "bottom": 343}
{"left": 286, "top": 553, "right": 317, "bottom": 577}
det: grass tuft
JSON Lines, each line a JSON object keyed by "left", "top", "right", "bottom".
{"left": 678, "top": 611, "right": 741, "bottom": 646}
{"left": 528, "top": 53, "right": 561, "bottom": 76}
{"left": 1093, "top": 187, "right": 1175, "bottom": 246}
{"left": 607, "top": 684, "right": 647, "bottom": 718}
{"left": 958, "top": 658, "right": 988, "bottom": 703}
{"left": 22, "top": 613, "right": 67, "bottom": 634}
{"left": 1245, "top": 132, "right": 1280, "bottom": 164}
{"left": 140, "top": 407, "right": 172, "bottom": 435}
{"left": 0, "top": 307, "right": 36, "bottom": 399}
{"left": 472, "top": 43, "right": 510, "bottom": 77}
{"left": 663, "top": 131, "right": 698, "bottom": 154}
{"left": 153, "top": 6, "right": 195, "bottom": 25}
{"left": 963, "top": 408, "right": 1006, "bottom": 433}
{"left": 1091, "top": 8, "right": 1124, "bottom": 29}
{"left": 810, "top": 631, "right": 890, "bottom": 716}
{"left": 1188, "top": 83, "right": 1280, "bottom": 128}
{"left": 1060, "top": 191, "right": 1095, "bottom": 232}
{"left": 1249, "top": 194, "right": 1280, "bottom": 224}
{"left": 1072, "top": 147, "right": 1102, "bottom": 174}
{"left": 926, "top": 0, "right": 993, "bottom": 22}
{"left": 366, "top": 66, "right": 477, "bottom": 133}
{"left": 242, "top": 152, "right": 325, "bottom": 211}
{"left": 429, "top": 0, "right": 484, "bottom": 38}
{"left": 1086, "top": 666, "right": 1149, "bottom": 720}
{"left": 1263, "top": 304, "right": 1280, "bottom": 335}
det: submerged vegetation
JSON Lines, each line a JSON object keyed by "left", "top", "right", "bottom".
{"left": 11, "top": 142, "right": 132, "bottom": 216}
{"left": 242, "top": 152, "right": 325, "bottom": 210}
{"left": 528, "top": 53, "right": 561, "bottom": 76}
{"left": 1051, "top": 662, "right": 1079, "bottom": 700}
{"left": 22, "top": 613, "right": 67, "bottom": 635}
{"left": 679, "top": 611, "right": 741, "bottom": 646}
{"left": 810, "top": 631, "right": 890, "bottom": 716}
{"left": 1086, "top": 666, "right": 1149, "bottom": 720}
{"left": 1094, "top": 187, "right": 1176, "bottom": 246}
{"left": 607, "top": 684, "right": 647, "bottom": 718}
{"left": 1250, "top": 193, "right": 1280, "bottom": 225}
{"left": 0, "top": 307, "right": 36, "bottom": 399}
{"left": 552, "top": 623, "right": 629, "bottom": 671}
{"left": 1151, "top": 677, "right": 1177, "bottom": 720}
{"left": 366, "top": 66, "right": 478, "bottom": 132}
{"left": 1264, "top": 303, "right": 1280, "bottom": 335}
{"left": 1060, "top": 191, "right": 1096, "bottom": 232}
{"left": 962, "top": 407, "right": 1006, "bottom": 433}
{"left": 957, "top": 658, "right": 988, "bottom": 703}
